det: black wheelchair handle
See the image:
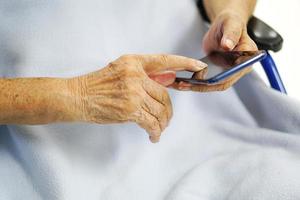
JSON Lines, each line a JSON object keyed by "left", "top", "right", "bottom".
{"left": 247, "top": 16, "right": 283, "bottom": 52}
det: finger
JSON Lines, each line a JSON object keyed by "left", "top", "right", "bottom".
{"left": 202, "top": 26, "right": 223, "bottom": 53}
{"left": 202, "top": 32, "right": 212, "bottom": 54}
{"left": 170, "top": 80, "right": 221, "bottom": 92}
{"left": 143, "top": 78, "right": 173, "bottom": 122}
{"left": 148, "top": 71, "right": 176, "bottom": 86}
{"left": 192, "top": 67, "right": 208, "bottom": 80}
{"left": 221, "top": 19, "right": 243, "bottom": 51}
{"left": 170, "top": 81, "right": 217, "bottom": 92}
{"left": 191, "top": 67, "right": 252, "bottom": 92}
{"left": 142, "top": 92, "right": 168, "bottom": 133}
{"left": 135, "top": 108, "right": 162, "bottom": 143}
{"left": 137, "top": 54, "right": 207, "bottom": 74}
{"left": 169, "top": 81, "right": 192, "bottom": 91}
{"left": 234, "top": 32, "right": 258, "bottom": 51}
{"left": 171, "top": 79, "right": 224, "bottom": 92}
{"left": 171, "top": 67, "right": 252, "bottom": 92}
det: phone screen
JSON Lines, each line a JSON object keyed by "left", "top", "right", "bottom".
{"left": 176, "top": 51, "right": 266, "bottom": 84}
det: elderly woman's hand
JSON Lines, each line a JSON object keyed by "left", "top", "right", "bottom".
{"left": 202, "top": 11, "right": 257, "bottom": 53}
{"left": 171, "top": 11, "right": 258, "bottom": 92}
{"left": 69, "top": 54, "right": 206, "bottom": 143}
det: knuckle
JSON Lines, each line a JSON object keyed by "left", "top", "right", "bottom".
{"left": 160, "top": 54, "right": 169, "bottom": 65}
{"left": 156, "top": 107, "right": 170, "bottom": 130}
{"left": 117, "top": 62, "right": 145, "bottom": 80}
{"left": 120, "top": 66, "right": 142, "bottom": 82}
{"left": 107, "top": 61, "right": 119, "bottom": 71}
{"left": 159, "top": 118, "right": 168, "bottom": 131}
{"left": 116, "top": 55, "right": 138, "bottom": 67}
{"left": 231, "top": 30, "right": 240, "bottom": 38}
{"left": 120, "top": 66, "right": 133, "bottom": 77}
{"left": 107, "top": 60, "right": 136, "bottom": 77}
{"left": 119, "top": 54, "right": 133, "bottom": 60}
{"left": 149, "top": 116, "right": 160, "bottom": 129}
{"left": 156, "top": 107, "right": 165, "bottom": 119}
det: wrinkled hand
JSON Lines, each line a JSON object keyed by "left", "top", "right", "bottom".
{"left": 172, "top": 11, "right": 258, "bottom": 92}
{"left": 69, "top": 54, "right": 206, "bottom": 143}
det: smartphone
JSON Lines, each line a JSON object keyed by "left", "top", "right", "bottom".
{"left": 175, "top": 50, "right": 267, "bottom": 84}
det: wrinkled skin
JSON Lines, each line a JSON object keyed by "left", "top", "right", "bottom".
{"left": 70, "top": 54, "right": 207, "bottom": 143}
{"left": 0, "top": 13, "right": 259, "bottom": 143}
{"left": 70, "top": 12, "right": 258, "bottom": 142}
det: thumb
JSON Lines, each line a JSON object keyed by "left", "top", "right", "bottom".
{"left": 221, "top": 19, "right": 243, "bottom": 51}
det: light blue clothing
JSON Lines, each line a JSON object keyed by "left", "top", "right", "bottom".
{"left": 1, "top": 1, "right": 300, "bottom": 199}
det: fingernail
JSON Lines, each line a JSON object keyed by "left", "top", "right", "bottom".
{"left": 150, "top": 136, "right": 159, "bottom": 143}
{"left": 195, "top": 61, "right": 208, "bottom": 70}
{"left": 224, "top": 38, "right": 235, "bottom": 50}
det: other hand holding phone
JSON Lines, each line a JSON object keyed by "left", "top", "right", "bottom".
{"left": 172, "top": 50, "right": 266, "bottom": 92}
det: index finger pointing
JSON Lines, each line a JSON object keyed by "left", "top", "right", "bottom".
{"left": 137, "top": 54, "right": 207, "bottom": 74}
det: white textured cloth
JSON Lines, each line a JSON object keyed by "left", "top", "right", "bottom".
{"left": 1, "top": 0, "right": 300, "bottom": 199}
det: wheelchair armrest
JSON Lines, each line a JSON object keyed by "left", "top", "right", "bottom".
{"left": 196, "top": 0, "right": 283, "bottom": 52}
{"left": 247, "top": 16, "right": 283, "bottom": 52}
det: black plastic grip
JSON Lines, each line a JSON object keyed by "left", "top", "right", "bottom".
{"left": 247, "top": 16, "right": 283, "bottom": 52}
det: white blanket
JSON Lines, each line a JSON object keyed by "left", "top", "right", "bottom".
{"left": 1, "top": 0, "right": 300, "bottom": 199}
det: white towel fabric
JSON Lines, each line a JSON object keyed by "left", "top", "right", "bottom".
{"left": 1, "top": 0, "right": 300, "bottom": 199}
